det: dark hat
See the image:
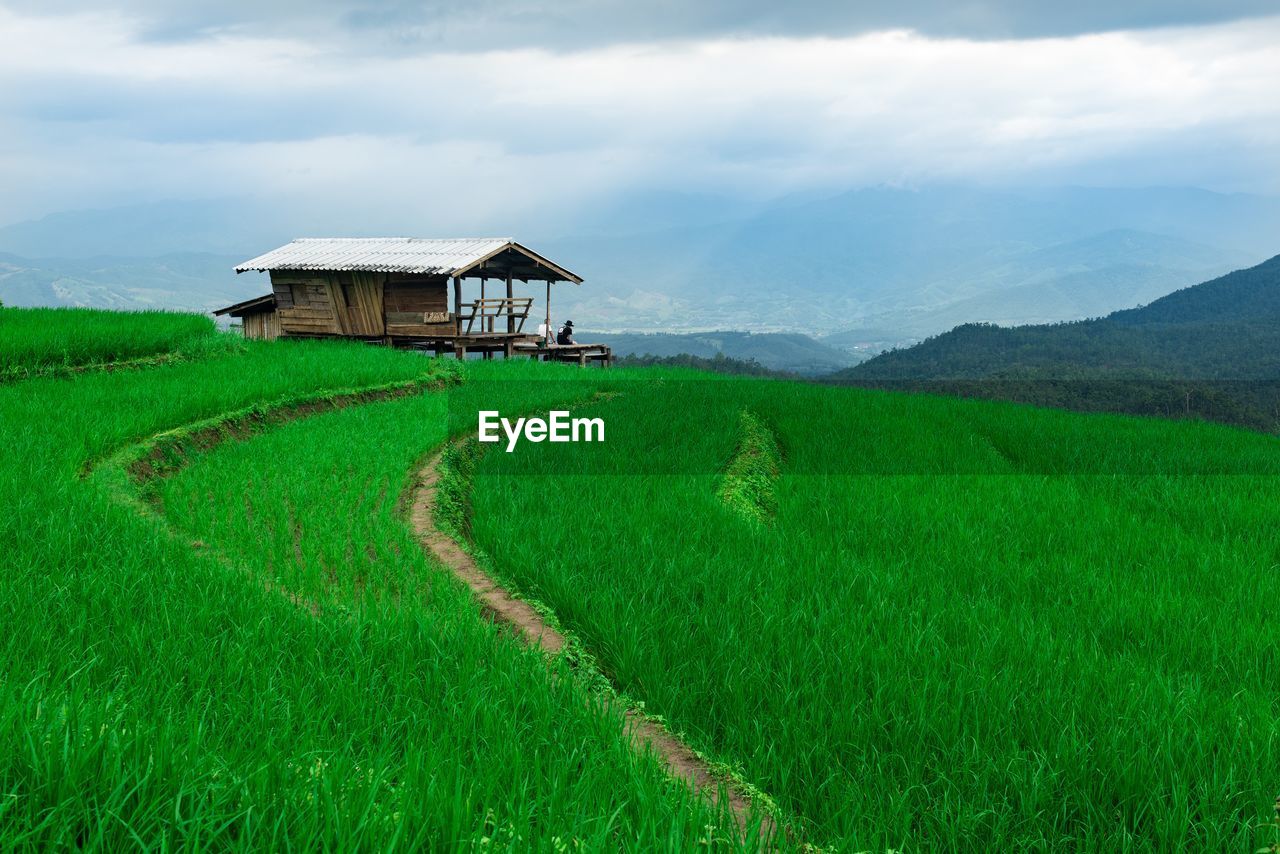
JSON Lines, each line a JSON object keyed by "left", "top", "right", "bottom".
{"left": 563, "top": 320, "right": 574, "bottom": 327}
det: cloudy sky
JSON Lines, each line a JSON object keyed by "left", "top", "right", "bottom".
{"left": 1, "top": 1, "right": 1278, "bottom": 231}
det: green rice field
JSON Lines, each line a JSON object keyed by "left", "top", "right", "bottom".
{"left": 0, "top": 306, "right": 219, "bottom": 378}
{"left": 4, "top": 309, "right": 1280, "bottom": 850}
{"left": 0, "top": 332, "right": 740, "bottom": 849}
{"left": 468, "top": 376, "right": 1280, "bottom": 850}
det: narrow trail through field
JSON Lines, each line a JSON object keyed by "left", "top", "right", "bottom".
{"left": 411, "top": 444, "right": 776, "bottom": 845}
{"left": 90, "top": 374, "right": 778, "bottom": 848}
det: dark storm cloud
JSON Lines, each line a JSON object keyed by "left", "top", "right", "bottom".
{"left": 1, "top": 1, "right": 1277, "bottom": 226}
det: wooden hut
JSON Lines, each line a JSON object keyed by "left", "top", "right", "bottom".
{"left": 215, "top": 293, "right": 281, "bottom": 341}
{"left": 215, "top": 237, "right": 609, "bottom": 363}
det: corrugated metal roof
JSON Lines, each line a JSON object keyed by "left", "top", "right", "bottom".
{"left": 234, "top": 237, "right": 515, "bottom": 275}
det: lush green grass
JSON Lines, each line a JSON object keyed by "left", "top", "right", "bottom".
{"left": 0, "top": 306, "right": 218, "bottom": 378}
{"left": 0, "top": 345, "right": 744, "bottom": 849}
{"left": 9, "top": 323, "right": 1280, "bottom": 850}
{"left": 465, "top": 374, "right": 1280, "bottom": 850}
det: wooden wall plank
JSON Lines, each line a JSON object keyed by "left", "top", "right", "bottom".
{"left": 263, "top": 311, "right": 282, "bottom": 341}
{"left": 385, "top": 277, "right": 448, "bottom": 314}
{"left": 386, "top": 321, "right": 458, "bottom": 336}
{"left": 278, "top": 307, "right": 337, "bottom": 320}
{"left": 345, "top": 272, "right": 385, "bottom": 336}
{"left": 271, "top": 278, "right": 295, "bottom": 309}
{"left": 244, "top": 314, "right": 265, "bottom": 340}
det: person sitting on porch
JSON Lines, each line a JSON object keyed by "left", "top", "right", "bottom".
{"left": 556, "top": 320, "right": 576, "bottom": 345}
{"left": 537, "top": 317, "right": 554, "bottom": 344}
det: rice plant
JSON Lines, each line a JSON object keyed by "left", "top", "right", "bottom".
{"left": 0, "top": 306, "right": 219, "bottom": 378}
{"left": 0, "top": 340, "right": 746, "bottom": 849}
{"left": 8, "top": 314, "right": 1280, "bottom": 850}
{"left": 468, "top": 374, "right": 1280, "bottom": 850}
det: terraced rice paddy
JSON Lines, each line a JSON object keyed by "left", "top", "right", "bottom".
{"left": 5, "top": 310, "right": 1280, "bottom": 850}
{"left": 0, "top": 306, "right": 219, "bottom": 379}
{"left": 467, "top": 378, "right": 1280, "bottom": 850}
{"left": 0, "top": 330, "right": 742, "bottom": 849}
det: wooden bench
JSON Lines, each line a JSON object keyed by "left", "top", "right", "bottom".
{"left": 512, "top": 341, "right": 614, "bottom": 367}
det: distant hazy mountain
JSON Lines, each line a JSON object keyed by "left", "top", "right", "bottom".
{"left": 0, "top": 252, "right": 261, "bottom": 312}
{"left": 583, "top": 330, "right": 863, "bottom": 375}
{"left": 844, "top": 254, "right": 1280, "bottom": 380}
{"left": 858, "top": 229, "right": 1249, "bottom": 337}
{"left": 2, "top": 187, "right": 1278, "bottom": 334}
{"left": 545, "top": 186, "right": 1278, "bottom": 337}
{"left": 834, "top": 255, "right": 1280, "bottom": 430}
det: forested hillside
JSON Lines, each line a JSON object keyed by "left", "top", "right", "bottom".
{"left": 836, "top": 255, "right": 1280, "bottom": 429}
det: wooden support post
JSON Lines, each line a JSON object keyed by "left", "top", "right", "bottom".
{"left": 504, "top": 339, "right": 514, "bottom": 359}
{"left": 506, "top": 273, "right": 514, "bottom": 334}
{"left": 453, "top": 276, "right": 462, "bottom": 336}
{"left": 578, "top": 351, "right": 587, "bottom": 368}
{"left": 545, "top": 280, "right": 551, "bottom": 341}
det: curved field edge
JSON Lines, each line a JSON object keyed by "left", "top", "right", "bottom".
{"left": 85, "top": 375, "right": 458, "bottom": 618}
{"left": 426, "top": 431, "right": 789, "bottom": 847}
{"left": 90, "top": 375, "right": 455, "bottom": 506}
{"left": 0, "top": 306, "right": 222, "bottom": 381}
{"left": 79, "top": 365, "right": 758, "bottom": 849}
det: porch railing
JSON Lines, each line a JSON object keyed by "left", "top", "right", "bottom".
{"left": 458, "top": 297, "right": 534, "bottom": 335}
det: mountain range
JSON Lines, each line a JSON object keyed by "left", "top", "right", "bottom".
{"left": 2, "top": 187, "right": 1278, "bottom": 347}
{"left": 836, "top": 255, "right": 1280, "bottom": 430}
{"left": 0, "top": 252, "right": 258, "bottom": 313}
{"left": 582, "top": 330, "right": 863, "bottom": 375}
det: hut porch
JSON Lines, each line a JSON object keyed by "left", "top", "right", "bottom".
{"left": 513, "top": 341, "right": 614, "bottom": 367}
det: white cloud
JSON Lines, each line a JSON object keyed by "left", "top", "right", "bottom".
{"left": 0, "top": 6, "right": 1277, "bottom": 225}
